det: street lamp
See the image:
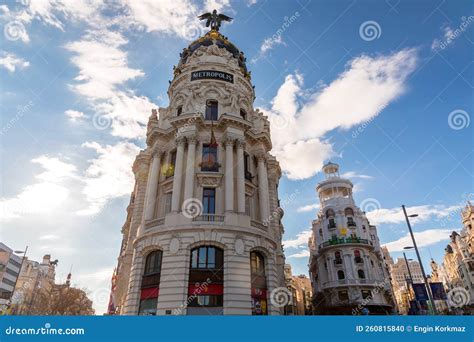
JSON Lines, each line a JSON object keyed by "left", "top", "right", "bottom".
{"left": 402, "top": 205, "right": 438, "bottom": 314}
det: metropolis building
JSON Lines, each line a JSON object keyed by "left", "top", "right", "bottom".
{"left": 308, "top": 163, "right": 395, "bottom": 314}
{"left": 112, "top": 14, "right": 286, "bottom": 315}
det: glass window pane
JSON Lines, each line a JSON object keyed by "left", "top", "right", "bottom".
{"left": 198, "top": 247, "right": 207, "bottom": 268}
{"left": 207, "top": 247, "right": 215, "bottom": 268}
{"left": 191, "top": 249, "right": 198, "bottom": 268}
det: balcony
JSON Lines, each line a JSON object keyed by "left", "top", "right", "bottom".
{"left": 322, "top": 279, "right": 378, "bottom": 288}
{"left": 354, "top": 257, "right": 364, "bottom": 264}
{"left": 192, "top": 214, "right": 224, "bottom": 222}
{"left": 319, "top": 236, "right": 373, "bottom": 250}
{"left": 327, "top": 223, "right": 337, "bottom": 229}
{"left": 334, "top": 259, "right": 343, "bottom": 266}
{"left": 347, "top": 219, "right": 356, "bottom": 227}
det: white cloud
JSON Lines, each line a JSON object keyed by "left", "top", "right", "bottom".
{"left": 0, "top": 156, "right": 76, "bottom": 222}
{"left": 203, "top": 0, "right": 231, "bottom": 12}
{"left": 65, "top": 30, "right": 157, "bottom": 138}
{"left": 0, "top": 51, "right": 29, "bottom": 72}
{"left": 366, "top": 204, "right": 462, "bottom": 225}
{"left": 340, "top": 171, "right": 373, "bottom": 180}
{"left": 265, "top": 48, "right": 418, "bottom": 180}
{"left": 297, "top": 203, "right": 319, "bottom": 213}
{"left": 283, "top": 229, "right": 311, "bottom": 249}
{"left": 77, "top": 141, "right": 140, "bottom": 215}
{"left": 65, "top": 109, "right": 85, "bottom": 122}
{"left": 383, "top": 229, "right": 453, "bottom": 252}
{"left": 431, "top": 25, "right": 454, "bottom": 51}
{"left": 252, "top": 35, "right": 286, "bottom": 62}
{"left": 247, "top": 0, "right": 258, "bottom": 6}
{"left": 40, "top": 234, "right": 60, "bottom": 241}
{"left": 287, "top": 249, "right": 310, "bottom": 258}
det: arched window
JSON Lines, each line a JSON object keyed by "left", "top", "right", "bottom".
{"left": 344, "top": 208, "right": 354, "bottom": 216}
{"left": 326, "top": 209, "right": 335, "bottom": 218}
{"left": 205, "top": 100, "right": 218, "bottom": 120}
{"left": 250, "top": 251, "right": 267, "bottom": 315}
{"left": 334, "top": 251, "right": 342, "bottom": 265}
{"left": 358, "top": 269, "right": 365, "bottom": 279}
{"left": 337, "top": 270, "right": 345, "bottom": 280}
{"left": 176, "top": 105, "right": 183, "bottom": 116}
{"left": 240, "top": 108, "right": 247, "bottom": 120}
{"left": 354, "top": 250, "right": 361, "bottom": 258}
{"left": 188, "top": 246, "right": 224, "bottom": 315}
{"left": 139, "top": 250, "right": 163, "bottom": 315}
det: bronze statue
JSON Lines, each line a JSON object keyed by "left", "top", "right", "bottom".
{"left": 198, "top": 9, "right": 232, "bottom": 31}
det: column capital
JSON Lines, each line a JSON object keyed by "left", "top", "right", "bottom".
{"left": 151, "top": 146, "right": 163, "bottom": 158}
{"left": 225, "top": 136, "right": 235, "bottom": 146}
{"left": 186, "top": 135, "right": 198, "bottom": 145}
{"left": 235, "top": 138, "right": 246, "bottom": 149}
{"left": 256, "top": 152, "right": 267, "bottom": 162}
{"left": 176, "top": 136, "right": 186, "bottom": 146}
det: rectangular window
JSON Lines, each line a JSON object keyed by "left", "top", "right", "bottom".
{"left": 138, "top": 298, "right": 157, "bottom": 315}
{"left": 166, "top": 151, "right": 177, "bottom": 178}
{"left": 164, "top": 193, "right": 172, "bottom": 214}
{"left": 177, "top": 106, "right": 182, "bottom": 116}
{"left": 244, "top": 153, "right": 252, "bottom": 180}
{"left": 361, "top": 290, "right": 372, "bottom": 299}
{"left": 201, "top": 144, "right": 218, "bottom": 172}
{"left": 338, "top": 290, "right": 349, "bottom": 301}
{"left": 202, "top": 188, "right": 216, "bottom": 215}
{"left": 245, "top": 196, "right": 251, "bottom": 217}
{"left": 205, "top": 100, "right": 218, "bottom": 120}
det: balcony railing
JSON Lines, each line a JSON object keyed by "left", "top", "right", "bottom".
{"left": 327, "top": 223, "right": 337, "bottom": 229}
{"left": 192, "top": 214, "right": 224, "bottom": 222}
{"left": 354, "top": 257, "right": 364, "bottom": 264}
{"left": 319, "top": 237, "right": 372, "bottom": 249}
{"left": 334, "top": 259, "right": 343, "bottom": 266}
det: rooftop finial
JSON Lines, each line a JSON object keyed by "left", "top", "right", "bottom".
{"left": 198, "top": 9, "right": 233, "bottom": 31}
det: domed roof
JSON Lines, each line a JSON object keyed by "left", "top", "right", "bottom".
{"left": 177, "top": 29, "right": 250, "bottom": 79}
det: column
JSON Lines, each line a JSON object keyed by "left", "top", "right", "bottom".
{"left": 183, "top": 136, "right": 197, "bottom": 202}
{"left": 257, "top": 153, "right": 269, "bottom": 222}
{"left": 144, "top": 148, "right": 162, "bottom": 221}
{"left": 236, "top": 139, "right": 245, "bottom": 213}
{"left": 171, "top": 136, "right": 186, "bottom": 212}
{"left": 225, "top": 137, "right": 234, "bottom": 212}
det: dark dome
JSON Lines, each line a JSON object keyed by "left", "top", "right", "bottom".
{"left": 177, "top": 30, "right": 250, "bottom": 79}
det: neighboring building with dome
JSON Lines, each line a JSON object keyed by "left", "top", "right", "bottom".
{"left": 308, "top": 162, "right": 395, "bottom": 314}
{"left": 111, "top": 12, "right": 286, "bottom": 316}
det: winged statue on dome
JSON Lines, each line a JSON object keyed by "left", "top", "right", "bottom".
{"left": 198, "top": 9, "right": 233, "bottom": 31}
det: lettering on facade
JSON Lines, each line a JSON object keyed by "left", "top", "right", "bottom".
{"left": 191, "top": 70, "right": 234, "bottom": 83}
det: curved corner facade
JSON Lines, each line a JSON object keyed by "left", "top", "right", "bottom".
{"left": 113, "top": 29, "right": 286, "bottom": 316}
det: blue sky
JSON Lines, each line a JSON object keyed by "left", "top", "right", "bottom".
{"left": 0, "top": 0, "right": 472, "bottom": 314}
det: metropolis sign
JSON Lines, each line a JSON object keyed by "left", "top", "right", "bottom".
{"left": 191, "top": 70, "right": 234, "bottom": 83}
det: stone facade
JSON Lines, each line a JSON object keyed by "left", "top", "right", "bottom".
{"left": 284, "top": 264, "right": 312, "bottom": 315}
{"left": 441, "top": 202, "right": 474, "bottom": 313}
{"left": 308, "top": 163, "right": 394, "bottom": 314}
{"left": 113, "top": 28, "right": 286, "bottom": 315}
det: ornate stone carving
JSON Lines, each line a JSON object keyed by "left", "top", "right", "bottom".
{"left": 196, "top": 172, "right": 223, "bottom": 187}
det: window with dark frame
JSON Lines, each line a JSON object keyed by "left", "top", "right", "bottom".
{"left": 202, "top": 188, "right": 216, "bottom": 215}
{"left": 205, "top": 100, "right": 218, "bottom": 120}
{"left": 139, "top": 250, "right": 163, "bottom": 316}
{"left": 188, "top": 246, "right": 224, "bottom": 310}
{"left": 201, "top": 144, "right": 218, "bottom": 172}
{"left": 177, "top": 105, "right": 183, "bottom": 116}
{"left": 250, "top": 251, "right": 267, "bottom": 315}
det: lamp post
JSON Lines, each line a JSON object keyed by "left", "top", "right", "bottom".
{"left": 401, "top": 205, "right": 437, "bottom": 314}
{"left": 402, "top": 252, "right": 418, "bottom": 315}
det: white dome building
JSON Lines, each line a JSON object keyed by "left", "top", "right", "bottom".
{"left": 112, "top": 14, "right": 286, "bottom": 316}
{"left": 308, "top": 163, "right": 395, "bottom": 314}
